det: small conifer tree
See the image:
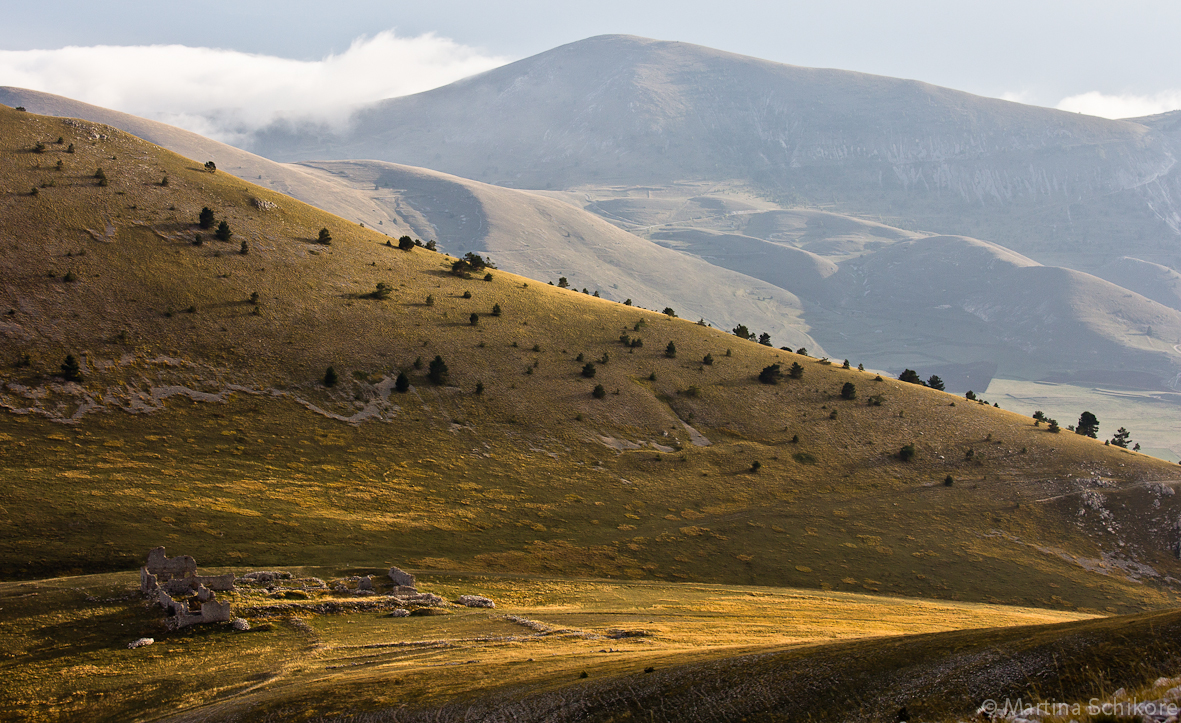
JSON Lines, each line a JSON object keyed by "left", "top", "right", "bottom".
{"left": 395, "top": 372, "right": 410, "bottom": 392}
{"left": 199, "top": 207, "right": 215, "bottom": 229}
{"left": 215, "top": 221, "right": 232, "bottom": 242}
{"left": 492, "top": 303, "right": 502, "bottom": 316}
{"left": 60, "top": 354, "right": 83, "bottom": 382}
{"left": 317, "top": 228, "right": 332, "bottom": 245}
{"left": 841, "top": 382, "right": 856, "bottom": 400}
{"left": 582, "top": 362, "right": 597, "bottom": 378}
{"left": 323, "top": 366, "right": 338, "bottom": 387}
{"left": 428, "top": 355, "right": 449, "bottom": 385}
{"left": 592, "top": 384, "right": 607, "bottom": 399}
{"left": 665, "top": 341, "right": 677, "bottom": 358}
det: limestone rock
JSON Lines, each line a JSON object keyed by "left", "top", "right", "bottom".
{"left": 128, "top": 637, "right": 154, "bottom": 649}
{"left": 457, "top": 594, "right": 495, "bottom": 608}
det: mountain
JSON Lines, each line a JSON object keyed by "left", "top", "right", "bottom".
{"left": 3, "top": 104, "right": 1181, "bottom": 611}
{"left": 0, "top": 87, "right": 818, "bottom": 351}
{"left": 248, "top": 34, "right": 1181, "bottom": 270}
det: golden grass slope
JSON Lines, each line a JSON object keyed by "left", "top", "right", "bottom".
{"left": 2, "top": 105, "right": 1181, "bottom": 614}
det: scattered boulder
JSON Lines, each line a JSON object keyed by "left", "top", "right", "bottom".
{"left": 457, "top": 594, "right": 495, "bottom": 608}
{"left": 388, "top": 566, "right": 416, "bottom": 590}
{"left": 128, "top": 637, "right": 154, "bottom": 649}
{"left": 232, "top": 618, "right": 251, "bottom": 631}
{"left": 387, "top": 609, "right": 410, "bottom": 618}
{"left": 358, "top": 575, "right": 374, "bottom": 591}
{"left": 392, "top": 592, "right": 444, "bottom": 607}
{"left": 240, "top": 571, "right": 293, "bottom": 583}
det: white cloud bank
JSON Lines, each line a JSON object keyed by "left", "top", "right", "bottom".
{"left": 0, "top": 31, "right": 509, "bottom": 144}
{"left": 1056, "top": 91, "right": 1181, "bottom": 120}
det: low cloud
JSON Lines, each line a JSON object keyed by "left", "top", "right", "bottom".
{"left": 1056, "top": 91, "right": 1181, "bottom": 120}
{"left": 0, "top": 30, "right": 509, "bottom": 144}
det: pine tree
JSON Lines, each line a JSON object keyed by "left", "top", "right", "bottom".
{"left": 1110, "top": 427, "right": 1131, "bottom": 448}
{"left": 789, "top": 362, "right": 804, "bottom": 379}
{"left": 492, "top": 303, "right": 502, "bottom": 316}
{"left": 317, "top": 228, "right": 332, "bottom": 245}
{"left": 1076, "top": 411, "right": 1099, "bottom": 439}
{"left": 926, "top": 375, "right": 945, "bottom": 391}
{"left": 703, "top": 353, "right": 713, "bottom": 365}
{"left": 758, "top": 332, "right": 772, "bottom": 346}
{"left": 398, "top": 235, "right": 415, "bottom": 251}
{"left": 215, "top": 221, "right": 232, "bottom": 242}
{"left": 60, "top": 354, "right": 83, "bottom": 382}
{"left": 592, "top": 384, "right": 607, "bottom": 399}
{"left": 665, "top": 341, "right": 677, "bottom": 358}
{"left": 428, "top": 355, "right": 449, "bottom": 385}
{"left": 323, "top": 366, "right": 338, "bottom": 387}
{"left": 395, "top": 372, "right": 410, "bottom": 393}
{"left": 581, "top": 362, "right": 597, "bottom": 378}
{"left": 841, "top": 382, "right": 856, "bottom": 399}
{"left": 198, "top": 207, "right": 215, "bottom": 229}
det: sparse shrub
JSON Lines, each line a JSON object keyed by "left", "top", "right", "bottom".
{"left": 215, "top": 221, "right": 232, "bottom": 242}
{"left": 663, "top": 307, "right": 676, "bottom": 317}
{"left": 791, "top": 434, "right": 799, "bottom": 443}
{"left": 898, "top": 444, "right": 916, "bottom": 462}
{"left": 858, "top": 363, "right": 864, "bottom": 371}
{"left": 874, "top": 375, "right": 884, "bottom": 381}
{"left": 965, "top": 390, "right": 976, "bottom": 400}
{"left": 470, "top": 312, "right": 479, "bottom": 325}
{"left": 599, "top": 352, "right": 609, "bottom": 364}
{"left": 758, "top": 363, "right": 782, "bottom": 384}
{"left": 33, "top": 142, "right": 45, "bottom": 154}
{"left": 186, "top": 305, "right": 197, "bottom": 314}
{"left": 29, "top": 187, "right": 38, "bottom": 197}
{"left": 793, "top": 451, "right": 817, "bottom": 464}
{"left": 842, "top": 359, "right": 851, "bottom": 369}
{"left": 665, "top": 341, "right": 677, "bottom": 358}
{"left": 60, "top": 354, "right": 83, "bottom": 382}
{"left": 428, "top": 355, "right": 449, "bottom": 385}
{"left": 620, "top": 334, "right": 631, "bottom": 346}
{"left": 66, "top": 143, "right": 75, "bottom": 153}
{"left": 965, "top": 448, "right": 974, "bottom": 459}
{"left": 239, "top": 239, "right": 248, "bottom": 255}
{"left": 398, "top": 235, "right": 415, "bottom": 251}
{"left": 575, "top": 353, "right": 584, "bottom": 362}
{"left": 462, "top": 290, "right": 472, "bottom": 299}
{"left": 725, "top": 348, "right": 732, "bottom": 357}
{"left": 55, "top": 159, "right": 63, "bottom": 171}
{"left": 582, "top": 362, "right": 597, "bottom": 378}
{"left": 204, "top": 160, "right": 217, "bottom": 173}
{"left": 323, "top": 366, "right": 338, "bottom": 387}
{"left": 395, "top": 372, "right": 410, "bottom": 392}
{"left": 492, "top": 303, "right": 502, "bottom": 316}
{"left": 475, "top": 381, "right": 484, "bottom": 395}
{"left": 750, "top": 460, "right": 762, "bottom": 473}
{"left": 682, "top": 385, "right": 701, "bottom": 398}
{"left": 867, "top": 394, "right": 885, "bottom": 406}
{"left": 829, "top": 409, "right": 838, "bottom": 419}
{"left": 796, "top": 347, "right": 808, "bottom": 357}
{"left": 199, "top": 207, "right": 215, "bottom": 229}
{"left": 160, "top": 176, "right": 169, "bottom": 187}
{"left": 413, "top": 356, "right": 424, "bottom": 370}
{"left": 703, "top": 353, "right": 713, "bottom": 365}
{"left": 624, "top": 299, "right": 632, "bottom": 305}
{"left": 944, "top": 475, "right": 954, "bottom": 486}
{"left": 95, "top": 168, "right": 108, "bottom": 186}
{"left": 425, "top": 295, "right": 434, "bottom": 306}
{"left": 789, "top": 362, "right": 804, "bottom": 379}
{"left": 317, "top": 227, "right": 332, "bottom": 245}
{"left": 630, "top": 337, "right": 643, "bottom": 348}
{"left": 532, "top": 343, "right": 541, "bottom": 352}
{"left": 250, "top": 291, "right": 260, "bottom": 304}
{"left": 592, "top": 384, "right": 606, "bottom": 399}
{"left": 484, "top": 273, "right": 493, "bottom": 282}
{"left": 840, "top": 382, "right": 856, "bottom": 400}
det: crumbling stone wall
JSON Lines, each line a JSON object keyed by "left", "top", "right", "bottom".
{"left": 140, "top": 547, "right": 235, "bottom": 629}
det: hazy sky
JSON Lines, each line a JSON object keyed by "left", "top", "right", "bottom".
{"left": 2, "top": 0, "right": 1178, "bottom": 142}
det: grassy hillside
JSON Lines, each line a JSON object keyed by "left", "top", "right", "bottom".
{"left": 3, "top": 104, "right": 1181, "bottom": 618}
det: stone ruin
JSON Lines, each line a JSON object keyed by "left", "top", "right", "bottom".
{"left": 139, "top": 547, "right": 235, "bottom": 629}
{"left": 388, "top": 565, "right": 417, "bottom": 594}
